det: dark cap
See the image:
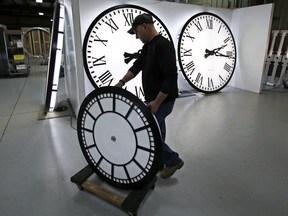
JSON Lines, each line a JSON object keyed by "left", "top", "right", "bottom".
{"left": 127, "top": 13, "right": 154, "bottom": 34}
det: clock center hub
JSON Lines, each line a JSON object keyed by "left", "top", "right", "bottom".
{"left": 111, "top": 136, "right": 116, "bottom": 142}
{"left": 94, "top": 112, "right": 136, "bottom": 165}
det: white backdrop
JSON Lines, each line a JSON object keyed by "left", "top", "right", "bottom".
{"left": 64, "top": 0, "right": 273, "bottom": 114}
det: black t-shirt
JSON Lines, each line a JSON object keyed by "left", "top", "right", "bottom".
{"left": 129, "top": 34, "right": 178, "bottom": 103}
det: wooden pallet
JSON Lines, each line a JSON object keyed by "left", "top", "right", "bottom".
{"left": 71, "top": 165, "right": 157, "bottom": 216}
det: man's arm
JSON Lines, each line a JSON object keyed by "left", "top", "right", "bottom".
{"left": 115, "top": 71, "right": 135, "bottom": 88}
{"left": 147, "top": 91, "right": 168, "bottom": 113}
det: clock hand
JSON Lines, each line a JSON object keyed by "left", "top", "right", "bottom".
{"left": 213, "top": 44, "right": 227, "bottom": 52}
{"left": 124, "top": 50, "right": 141, "bottom": 64}
{"left": 204, "top": 49, "right": 215, "bottom": 58}
{"left": 214, "top": 51, "right": 234, "bottom": 59}
{"left": 205, "top": 45, "right": 228, "bottom": 58}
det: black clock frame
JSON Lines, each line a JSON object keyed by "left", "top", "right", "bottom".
{"left": 77, "top": 86, "right": 162, "bottom": 190}
{"left": 178, "top": 12, "right": 237, "bottom": 93}
{"left": 82, "top": 4, "right": 174, "bottom": 90}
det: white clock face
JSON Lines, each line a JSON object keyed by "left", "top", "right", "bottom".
{"left": 83, "top": 5, "right": 173, "bottom": 100}
{"left": 178, "top": 12, "right": 236, "bottom": 93}
{"left": 77, "top": 86, "right": 162, "bottom": 190}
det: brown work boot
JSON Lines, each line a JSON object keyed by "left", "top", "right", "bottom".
{"left": 160, "top": 159, "right": 184, "bottom": 179}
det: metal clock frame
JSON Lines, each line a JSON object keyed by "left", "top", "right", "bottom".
{"left": 178, "top": 12, "right": 237, "bottom": 93}
{"left": 77, "top": 86, "right": 162, "bottom": 190}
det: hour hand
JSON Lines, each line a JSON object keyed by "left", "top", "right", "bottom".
{"left": 204, "top": 49, "right": 215, "bottom": 58}
{"left": 124, "top": 50, "right": 141, "bottom": 64}
{"left": 205, "top": 44, "right": 227, "bottom": 58}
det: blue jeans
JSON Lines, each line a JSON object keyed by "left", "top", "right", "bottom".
{"left": 154, "top": 99, "right": 180, "bottom": 167}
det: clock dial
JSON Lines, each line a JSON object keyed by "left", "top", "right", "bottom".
{"left": 83, "top": 4, "right": 173, "bottom": 100}
{"left": 178, "top": 12, "right": 236, "bottom": 93}
{"left": 77, "top": 86, "right": 162, "bottom": 190}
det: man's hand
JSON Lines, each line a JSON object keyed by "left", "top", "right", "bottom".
{"left": 147, "top": 100, "right": 161, "bottom": 114}
{"left": 115, "top": 81, "right": 124, "bottom": 88}
{"left": 148, "top": 91, "right": 168, "bottom": 113}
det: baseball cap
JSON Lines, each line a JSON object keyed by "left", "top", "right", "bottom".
{"left": 127, "top": 13, "right": 154, "bottom": 34}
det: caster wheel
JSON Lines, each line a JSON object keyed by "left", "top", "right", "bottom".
{"left": 77, "top": 185, "right": 84, "bottom": 191}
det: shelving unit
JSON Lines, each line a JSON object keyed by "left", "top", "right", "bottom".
{"left": 0, "top": 24, "right": 9, "bottom": 77}
{"left": 5, "top": 30, "right": 30, "bottom": 77}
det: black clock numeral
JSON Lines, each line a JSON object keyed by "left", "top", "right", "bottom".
{"left": 137, "top": 145, "right": 153, "bottom": 153}
{"left": 96, "top": 95, "right": 104, "bottom": 113}
{"left": 185, "top": 31, "right": 195, "bottom": 42}
{"left": 92, "top": 35, "right": 108, "bottom": 46}
{"left": 218, "top": 25, "right": 222, "bottom": 34}
{"left": 224, "top": 62, "right": 232, "bottom": 72}
{"left": 219, "top": 74, "right": 225, "bottom": 83}
{"left": 132, "top": 158, "right": 146, "bottom": 173}
{"left": 96, "top": 156, "right": 104, "bottom": 167}
{"left": 85, "top": 143, "right": 96, "bottom": 150}
{"left": 91, "top": 55, "right": 106, "bottom": 66}
{"left": 208, "top": 77, "right": 214, "bottom": 88}
{"left": 105, "top": 18, "right": 119, "bottom": 33}
{"left": 125, "top": 105, "right": 134, "bottom": 119}
{"left": 135, "top": 86, "right": 145, "bottom": 99}
{"left": 123, "top": 13, "right": 134, "bottom": 26}
{"left": 134, "top": 125, "right": 150, "bottom": 133}
{"left": 194, "top": 21, "right": 203, "bottom": 32}
{"left": 112, "top": 93, "right": 116, "bottom": 112}
{"left": 85, "top": 108, "right": 96, "bottom": 121}
{"left": 111, "top": 164, "right": 115, "bottom": 180}
{"left": 224, "top": 37, "right": 230, "bottom": 44}
{"left": 96, "top": 70, "right": 114, "bottom": 87}
{"left": 182, "top": 48, "right": 192, "bottom": 56}
{"left": 123, "top": 166, "right": 132, "bottom": 183}
{"left": 226, "top": 51, "right": 235, "bottom": 59}
{"left": 195, "top": 73, "right": 203, "bottom": 85}
{"left": 206, "top": 18, "right": 213, "bottom": 29}
{"left": 185, "top": 61, "right": 196, "bottom": 77}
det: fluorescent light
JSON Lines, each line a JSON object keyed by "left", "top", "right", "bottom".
{"left": 36, "top": 0, "right": 43, "bottom": 3}
{"left": 39, "top": 12, "right": 44, "bottom": 15}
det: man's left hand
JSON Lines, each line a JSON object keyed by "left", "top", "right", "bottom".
{"left": 147, "top": 100, "right": 160, "bottom": 113}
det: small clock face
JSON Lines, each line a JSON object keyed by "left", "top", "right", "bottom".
{"left": 77, "top": 86, "right": 162, "bottom": 190}
{"left": 83, "top": 4, "right": 173, "bottom": 100}
{"left": 178, "top": 12, "right": 236, "bottom": 93}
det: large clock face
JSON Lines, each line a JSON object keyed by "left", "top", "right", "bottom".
{"left": 83, "top": 4, "right": 173, "bottom": 100}
{"left": 178, "top": 12, "right": 236, "bottom": 93}
{"left": 77, "top": 86, "right": 162, "bottom": 190}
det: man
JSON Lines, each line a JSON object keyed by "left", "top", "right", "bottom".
{"left": 115, "top": 13, "right": 184, "bottom": 179}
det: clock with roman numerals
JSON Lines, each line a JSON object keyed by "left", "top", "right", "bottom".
{"left": 83, "top": 4, "right": 173, "bottom": 100}
{"left": 77, "top": 86, "right": 162, "bottom": 190}
{"left": 178, "top": 12, "right": 236, "bottom": 93}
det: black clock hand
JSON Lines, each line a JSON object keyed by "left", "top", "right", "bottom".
{"left": 205, "top": 44, "right": 228, "bottom": 58}
{"left": 204, "top": 49, "right": 215, "bottom": 58}
{"left": 213, "top": 44, "right": 227, "bottom": 52}
{"left": 124, "top": 50, "right": 141, "bottom": 64}
{"left": 214, "top": 51, "right": 234, "bottom": 59}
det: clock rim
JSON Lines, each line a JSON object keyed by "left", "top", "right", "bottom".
{"left": 77, "top": 86, "right": 162, "bottom": 190}
{"left": 177, "top": 11, "right": 237, "bottom": 93}
{"left": 82, "top": 4, "right": 174, "bottom": 90}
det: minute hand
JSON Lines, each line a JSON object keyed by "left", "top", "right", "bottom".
{"left": 214, "top": 51, "right": 234, "bottom": 59}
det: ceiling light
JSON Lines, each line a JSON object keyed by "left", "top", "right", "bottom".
{"left": 39, "top": 12, "right": 44, "bottom": 15}
{"left": 36, "top": 0, "right": 43, "bottom": 3}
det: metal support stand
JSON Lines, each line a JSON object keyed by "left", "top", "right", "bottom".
{"left": 71, "top": 165, "right": 157, "bottom": 216}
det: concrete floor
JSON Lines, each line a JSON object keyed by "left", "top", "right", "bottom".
{"left": 1, "top": 59, "right": 288, "bottom": 216}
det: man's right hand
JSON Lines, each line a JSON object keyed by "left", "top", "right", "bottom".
{"left": 115, "top": 81, "right": 124, "bottom": 88}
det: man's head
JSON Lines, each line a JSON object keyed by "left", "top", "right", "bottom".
{"left": 127, "top": 13, "right": 154, "bottom": 35}
{"left": 128, "top": 13, "right": 158, "bottom": 43}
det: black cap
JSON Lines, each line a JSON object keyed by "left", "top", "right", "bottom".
{"left": 127, "top": 13, "right": 154, "bottom": 34}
